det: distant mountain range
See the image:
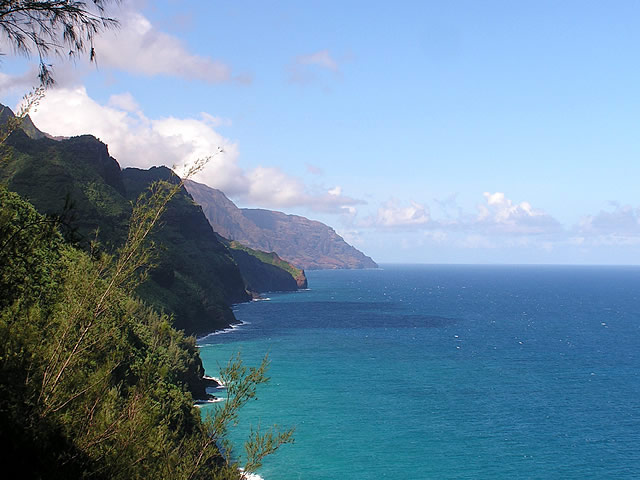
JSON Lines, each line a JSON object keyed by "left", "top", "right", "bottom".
{"left": 185, "top": 179, "right": 377, "bottom": 270}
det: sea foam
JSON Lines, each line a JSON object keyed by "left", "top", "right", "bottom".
{"left": 193, "top": 397, "right": 225, "bottom": 408}
{"left": 197, "top": 322, "right": 247, "bottom": 345}
{"left": 238, "top": 468, "right": 265, "bottom": 480}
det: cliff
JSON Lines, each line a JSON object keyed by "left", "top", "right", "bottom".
{"left": 0, "top": 183, "right": 257, "bottom": 478}
{"left": 185, "top": 179, "right": 377, "bottom": 269}
{"left": 228, "top": 241, "right": 307, "bottom": 291}
{"left": 0, "top": 126, "right": 249, "bottom": 335}
{"left": 0, "top": 104, "right": 46, "bottom": 140}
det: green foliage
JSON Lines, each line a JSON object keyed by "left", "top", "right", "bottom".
{"left": 0, "top": 9, "right": 294, "bottom": 471}
{"left": 0, "top": 183, "right": 293, "bottom": 478}
{"left": 228, "top": 240, "right": 307, "bottom": 293}
{"left": 229, "top": 247, "right": 298, "bottom": 294}
{"left": 0, "top": 130, "right": 249, "bottom": 334}
{"left": 0, "top": 185, "right": 62, "bottom": 310}
{"left": 229, "top": 240, "right": 304, "bottom": 280}
{"left": 243, "top": 426, "right": 295, "bottom": 475}
{"left": 121, "top": 166, "right": 249, "bottom": 333}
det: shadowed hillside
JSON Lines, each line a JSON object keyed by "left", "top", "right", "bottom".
{"left": 0, "top": 123, "right": 249, "bottom": 335}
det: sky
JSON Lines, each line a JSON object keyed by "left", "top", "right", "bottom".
{"left": 2, "top": 0, "right": 640, "bottom": 264}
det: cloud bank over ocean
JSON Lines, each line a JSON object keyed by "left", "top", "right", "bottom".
{"left": 3, "top": 1, "right": 640, "bottom": 264}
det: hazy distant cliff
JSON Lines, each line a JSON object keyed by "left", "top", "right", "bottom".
{"left": 185, "top": 179, "right": 377, "bottom": 270}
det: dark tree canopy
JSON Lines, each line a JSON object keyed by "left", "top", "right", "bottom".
{"left": 0, "top": 0, "right": 120, "bottom": 85}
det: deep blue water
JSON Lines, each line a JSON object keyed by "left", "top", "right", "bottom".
{"left": 198, "top": 265, "right": 640, "bottom": 479}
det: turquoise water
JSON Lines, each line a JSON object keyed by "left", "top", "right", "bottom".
{"left": 198, "top": 265, "right": 640, "bottom": 479}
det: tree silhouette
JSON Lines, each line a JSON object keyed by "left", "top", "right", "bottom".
{"left": 0, "top": 0, "right": 120, "bottom": 85}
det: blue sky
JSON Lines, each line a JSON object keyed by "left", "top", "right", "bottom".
{"left": 2, "top": 0, "right": 640, "bottom": 264}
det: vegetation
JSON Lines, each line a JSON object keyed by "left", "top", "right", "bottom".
{"left": 0, "top": 126, "right": 250, "bottom": 335}
{"left": 229, "top": 241, "right": 305, "bottom": 284}
{"left": 228, "top": 241, "right": 307, "bottom": 292}
{"left": 0, "top": 86, "right": 45, "bottom": 144}
{"left": 0, "top": 177, "right": 293, "bottom": 478}
{"left": 0, "top": 3, "right": 293, "bottom": 476}
{"left": 0, "top": 117, "right": 308, "bottom": 331}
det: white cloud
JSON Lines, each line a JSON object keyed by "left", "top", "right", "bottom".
{"left": 475, "top": 191, "right": 561, "bottom": 235}
{"left": 245, "top": 166, "right": 307, "bottom": 206}
{"left": 356, "top": 191, "right": 565, "bottom": 258}
{"left": 374, "top": 199, "right": 430, "bottom": 228}
{"left": 200, "top": 112, "right": 232, "bottom": 128}
{"left": 422, "top": 230, "right": 448, "bottom": 244}
{"left": 108, "top": 92, "right": 140, "bottom": 112}
{"left": 343, "top": 206, "right": 357, "bottom": 215}
{"left": 0, "top": 69, "right": 39, "bottom": 94}
{"left": 363, "top": 192, "right": 559, "bottom": 235}
{"left": 0, "top": 61, "right": 86, "bottom": 97}
{"left": 245, "top": 167, "right": 362, "bottom": 212}
{"left": 587, "top": 235, "right": 640, "bottom": 246}
{"left": 459, "top": 234, "right": 497, "bottom": 249}
{"left": 29, "top": 86, "right": 242, "bottom": 186}
{"left": 573, "top": 204, "right": 640, "bottom": 246}
{"left": 0, "top": 5, "right": 246, "bottom": 88}
{"left": 94, "top": 9, "right": 243, "bottom": 83}
{"left": 337, "top": 227, "right": 366, "bottom": 250}
{"left": 578, "top": 204, "right": 640, "bottom": 235}
{"left": 28, "top": 86, "right": 360, "bottom": 213}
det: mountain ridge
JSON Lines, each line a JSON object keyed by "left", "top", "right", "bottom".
{"left": 185, "top": 179, "right": 377, "bottom": 270}
{"left": 0, "top": 128, "right": 246, "bottom": 335}
{"left": 0, "top": 106, "right": 308, "bottom": 334}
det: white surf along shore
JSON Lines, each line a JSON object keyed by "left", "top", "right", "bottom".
{"left": 193, "top": 374, "right": 226, "bottom": 408}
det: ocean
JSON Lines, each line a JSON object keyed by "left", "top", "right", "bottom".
{"left": 198, "top": 265, "right": 640, "bottom": 479}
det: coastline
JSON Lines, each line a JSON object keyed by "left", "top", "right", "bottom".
{"left": 196, "top": 291, "right": 278, "bottom": 343}
{"left": 197, "top": 321, "right": 246, "bottom": 344}
{"left": 197, "top": 291, "right": 279, "bottom": 344}
{"left": 196, "top": 341, "right": 268, "bottom": 480}
{"left": 195, "top": 287, "right": 306, "bottom": 480}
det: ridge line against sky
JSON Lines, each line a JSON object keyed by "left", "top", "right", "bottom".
{"left": 1, "top": 0, "right": 640, "bottom": 264}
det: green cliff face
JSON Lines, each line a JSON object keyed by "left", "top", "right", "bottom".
{"left": 229, "top": 241, "right": 308, "bottom": 290}
{"left": 230, "top": 248, "right": 298, "bottom": 294}
{"left": 0, "top": 184, "right": 269, "bottom": 479}
{"left": 0, "top": 185, "right": 203, "bottom": 477}
{"left": 0, "top": 128, "right": 248, "bottom": 335}
{"left": 0, "top": 107, "right": 293, "bottom": 480}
